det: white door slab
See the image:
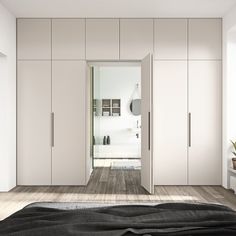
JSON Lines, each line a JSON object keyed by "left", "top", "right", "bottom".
{"left": 141, "top": 54, "right": 154, "bottom": 194}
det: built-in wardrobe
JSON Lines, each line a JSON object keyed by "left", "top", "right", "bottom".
{"left": 17, "top": 18, "right": 222, "bottom": 186}
{"left": 154, "top": 19, "right": 222, "bottom": 185}
{"left": 17, "top": 19, "right": 86, "bottom": 185}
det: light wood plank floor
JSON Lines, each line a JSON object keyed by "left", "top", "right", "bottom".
{"left": 0, "top": 167, "right": 236, "bottom": 220}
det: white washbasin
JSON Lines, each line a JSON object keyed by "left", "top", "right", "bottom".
{"left": 128, "top": 127, "right": 140, "bottom": 133}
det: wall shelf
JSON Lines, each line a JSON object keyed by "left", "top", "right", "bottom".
{"left": 93, "top": 99, "right": 121, "bottom": 116}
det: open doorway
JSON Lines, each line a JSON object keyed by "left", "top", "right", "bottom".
{"left": 92, "top": 64, "right": 141, "bottom": 170}
{"left": 87, "top": 55, "right": 154, "bottom": 194}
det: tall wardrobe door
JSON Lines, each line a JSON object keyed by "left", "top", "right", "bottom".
{"left": 52, "top": 61, "right": 86, "bottom": 185}
{"left": 17, "top": 61, "right": 51, "bottom": 185}
{"left": 153, "top": 61, "right": 188, "bottom": 185}
{"left": 189, "top": 61, "right": 222, "bottom": 185}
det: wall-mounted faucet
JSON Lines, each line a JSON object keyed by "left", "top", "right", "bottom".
{"left": 136, "top": 120, "right": 140, "bottom": 138}
{"left": 136, "top": 120, "right": 141, "bottom": 128}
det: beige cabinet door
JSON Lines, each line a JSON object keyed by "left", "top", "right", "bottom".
{"left": 17, "top": 61, "right": 51, "bottom": 185}
{"left": 141, "top": 54, "right": 154, "bottom": 194}
{"left": 189, "top": 61, "right": 222, "bottom": 185}
{"left": 189, "top": 19, "right": 222, "bottom": 60}
{"left": 52, "top": 19, "right": 85, "bottom": 59}
{"left": 120, "top": 19, "right": 153, "bottom": 60}
{"left": 86, "top": 19, "right": 119, "bottom": 60}
{"left": 17, "top": 19, "right": 51, "bottom": 60}
{"left": 154, "top": 19, "right": 187, "bottom": 60}
{"left": 153, "top": 61, "right": 188, "bottom": 185}
{"left": 52, "top": 61, "right": 86, "bottom": 185}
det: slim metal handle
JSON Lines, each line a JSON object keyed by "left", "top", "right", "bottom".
{"left": 188, "top": 112, "right": 191, "bottom": 147}
{"left": 148, "top": 111, "right": 151, "bottom": 150}
{"left": 51, "top": 112, "right": 54, "bottom": 147}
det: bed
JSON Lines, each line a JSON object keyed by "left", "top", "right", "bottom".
{"left": 0, "top": 202, "right": 236, "bottom": 235}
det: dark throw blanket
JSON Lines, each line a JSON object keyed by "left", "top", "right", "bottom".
{"left": 1, "top": 203, "right": 236, "bottom": 235}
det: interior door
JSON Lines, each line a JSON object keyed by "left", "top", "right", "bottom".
{"left": 141, "top": 54, "right": 154, "bottom": 194}
{"left": 85, "top": 65, "right": 94, "bottom": 184}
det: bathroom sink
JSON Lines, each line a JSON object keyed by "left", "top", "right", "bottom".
{"left": 128, "top": 127, "right": 140, "bottom": 133}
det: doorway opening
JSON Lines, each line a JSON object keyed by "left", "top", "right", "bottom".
{"left": 87, "top": 54, "right": 154, "bottom": 194}
{"left": 91, "top": 63, "right": 141, "bottom": 171}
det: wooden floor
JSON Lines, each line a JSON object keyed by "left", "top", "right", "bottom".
{"left": 0, "top": 167, "right": 236, "bottom": 220}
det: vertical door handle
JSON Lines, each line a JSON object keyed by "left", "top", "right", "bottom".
{"left": 51, "top": 112, "right": 54, "bottom": 147}
{"left": 188, "top": 113, "right": 191, "bottom": 147}
{"left": 148, "top": 111, "right": 151, "bottom": 150}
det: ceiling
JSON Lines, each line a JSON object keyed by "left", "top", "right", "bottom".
{"left": 1, "top": 0, "right": 236, "bottom": 18}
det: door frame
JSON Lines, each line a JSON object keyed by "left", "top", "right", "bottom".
{"left": 85, "top": 60, "right": 153, "bottom": 192}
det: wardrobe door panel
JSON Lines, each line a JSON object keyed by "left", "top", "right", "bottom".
{"left": 154, "top": 19, "right": 187, "bottom": 60}
{"left": 189, "top": 61, "right": 222, "bottom": 185}
{"left": 52, "top": 61, "right": 86, "bottom": 185}
{"left": 189, "top": 19, "right": 222, "bottom": 60}
{"left": 86, "top": 19, "right": 119, "bottom": 60}
{"left": 120, "top": 19, "right": 153, "bottom": 60}
{"left": 52, "top": 19, "right": 85, "bottom": 59}
{"left": 153, "top": 61, "right": 188, "bottom": 185}
{"left": 17, "top": 19, "right": 51, "bottom": 60}
{"left": 17, "top": 61, "right": 51, "bottom": 185}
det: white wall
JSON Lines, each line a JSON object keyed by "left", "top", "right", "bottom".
{"left": 223, "top": 4, "right": 236, "bottom": 188}
{"left": 0, "top": 3, "right": 16, "bottom": 191}
{"left": 94, "top": 66, "right": 141, "bottom": 158}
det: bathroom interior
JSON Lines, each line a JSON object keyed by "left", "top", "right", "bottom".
{"left": 92, "top": 64, "right": 141, "bottom": 170}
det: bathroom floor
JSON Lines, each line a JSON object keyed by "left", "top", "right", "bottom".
{"left": 94, "top": 159, "right": 141, "bottom": 169}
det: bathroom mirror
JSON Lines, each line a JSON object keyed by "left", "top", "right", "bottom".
{"left": 130, "top": 99, "right": 141, "bottom": 116}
